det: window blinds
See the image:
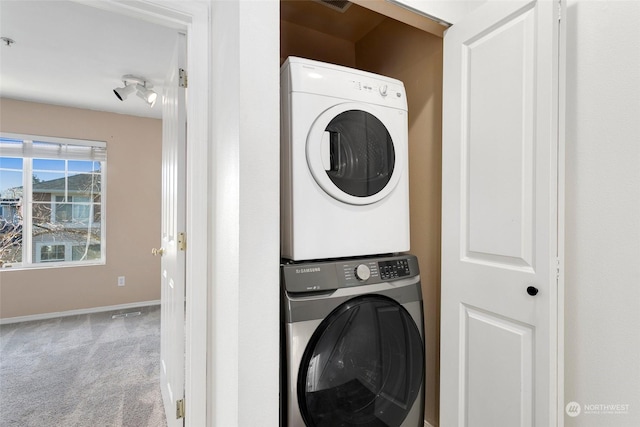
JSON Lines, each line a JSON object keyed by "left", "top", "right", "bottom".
{"left": 0, "top": 133, "right": 107, "bottom": 161}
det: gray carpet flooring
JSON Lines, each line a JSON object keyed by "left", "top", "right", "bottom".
{"left": 0, "top": 305, "right": 168, "bottom": 427}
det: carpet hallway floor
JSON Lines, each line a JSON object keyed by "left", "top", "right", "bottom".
{"left": 0, "top": 305, "right": 167, "bottom": 427}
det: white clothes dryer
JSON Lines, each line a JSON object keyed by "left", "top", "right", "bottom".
{"left": 281, "top": 57, "right": 410, "bottom": 261}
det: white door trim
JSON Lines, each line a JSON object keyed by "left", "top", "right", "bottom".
{"left": 99, "top": 2, "right": 281, "bottom": 426}
{"left": 77, "top": 1, "right": 211, "bottom": 426}
{"left": 556, "top": 1, "right": 567, "bottom": 425}
{"left": 208, "top": 2, "right": 281, "bottom": 425}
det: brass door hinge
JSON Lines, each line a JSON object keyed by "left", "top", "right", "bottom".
{"left": 179, "top": 68, "right": 188, "bottom": 88}
{"left": 178, "top": 232, "right": 186, "bottom": 251}
{"left": 176, "top": 398, "right": 185, "bottom": 419}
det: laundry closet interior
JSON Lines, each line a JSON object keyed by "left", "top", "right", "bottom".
{"left": 280, "top": 0, "right": 445, "bottom": 424}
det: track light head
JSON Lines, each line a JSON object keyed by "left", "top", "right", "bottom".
{"left": 113, "top": 83, "right": 135, "bottom": 101}
{"left": 136, "top": 84, "right": 158, "bottom": 108}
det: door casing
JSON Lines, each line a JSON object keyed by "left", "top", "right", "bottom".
{"left": 91, "top": 2, "right": 210, "bottom": 426}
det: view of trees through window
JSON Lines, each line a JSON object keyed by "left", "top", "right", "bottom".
{"left": 0, "top": 135, "right": 106, "bottom": 268}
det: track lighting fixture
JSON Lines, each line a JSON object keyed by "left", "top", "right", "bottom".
{"left": 113, "top": 74, "right": 158, "bottom": 108}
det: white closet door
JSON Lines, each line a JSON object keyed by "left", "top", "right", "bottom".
{"left": 441, "top": 1, "right": 563, "bottom": 426}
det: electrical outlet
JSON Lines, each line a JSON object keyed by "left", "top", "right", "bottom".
{"left": 118, "top": 276, "right": 125, "bottom": 287}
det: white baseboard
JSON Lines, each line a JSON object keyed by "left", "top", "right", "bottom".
{"left": 0, "top": 300, "right": 161, "bottom": 325}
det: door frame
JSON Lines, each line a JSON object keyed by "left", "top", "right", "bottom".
{"left": 81, "top": 1, "right": 210, "bottom": 425}
{"left": 85, "top": 2, "right": 283, "bottom": 426}
{"left": 556, "top": 1, "right": 567, "bottom": 424}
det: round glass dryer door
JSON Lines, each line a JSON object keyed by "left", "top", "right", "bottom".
{"left": 306, "top": 103, "right": 403, "bottom": 205}
{"left": 298, "top": 295, "right": 424, "bottom": 427}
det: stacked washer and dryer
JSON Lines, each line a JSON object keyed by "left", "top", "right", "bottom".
{"left": 280, "top": 57, "right": 425, "bottom": 427}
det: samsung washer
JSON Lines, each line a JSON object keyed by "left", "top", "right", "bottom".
{"left": 280, "top": 57, "right": 410, "bottom": 261}
{"left": 281, "top": 254, "right": 424, "bottom": 427}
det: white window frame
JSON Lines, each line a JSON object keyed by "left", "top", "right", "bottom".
{"left": 0, "top": 132, "right": 106, "bottom": 269}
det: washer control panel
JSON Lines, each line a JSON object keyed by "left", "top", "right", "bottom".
{"left": 282, "top": 254, "right": 419, "bottom": 293}
{"left": 340, "top": 258, "right": 413, "bottom": 283}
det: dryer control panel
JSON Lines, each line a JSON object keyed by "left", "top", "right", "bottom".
{"left": 282, "top": 254, "right": 419, "bottom": 293}
{"left": 283, "top": 56, "right": 408, "bottom": 111}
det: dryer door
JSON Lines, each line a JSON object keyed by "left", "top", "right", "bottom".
{"left": 306, "top": 103, "right": 405, "bottom": 205}
{"left": 298, "top": 295, "right": 423, "bottom": 427}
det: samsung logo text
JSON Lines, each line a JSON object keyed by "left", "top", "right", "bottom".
{"left": 296, "top": 267, "right": 321, "bottom": 274}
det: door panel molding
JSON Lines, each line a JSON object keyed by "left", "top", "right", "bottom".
{"left": 460, "top": 304, "right": 534, "bottom": 427}
{"left": 460, "top": 3, "right": 536, "bottom": 271}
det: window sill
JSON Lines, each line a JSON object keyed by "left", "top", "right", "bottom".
{"left": 0, "top": 260, "right": 105, "bottom": 272}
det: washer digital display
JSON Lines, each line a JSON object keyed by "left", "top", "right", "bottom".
{"left": 378, "top": 258, "right": 411, "bottom": 280}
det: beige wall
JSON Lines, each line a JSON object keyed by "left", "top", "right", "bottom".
{"left": 0, "top": 98, "right": 161, "bottom": 319}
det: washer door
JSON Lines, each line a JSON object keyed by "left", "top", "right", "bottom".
{"left": 306, "top": 103, "right": 402, "bottom": 205}
{"left": 297, "top": 295, "right": 423, "bottom": 427}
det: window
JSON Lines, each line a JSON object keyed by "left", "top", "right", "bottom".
{"left": 54, "top": 195, "right": 92, "bottom": 223}
{"left": 0, "top": 133, "right": 106, "bottom": 268}
{"left": 39, "top": 244, "right": 66, "bottom": 262}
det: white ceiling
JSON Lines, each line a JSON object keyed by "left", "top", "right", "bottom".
{"left": 0, "top": 1, "right": 179, "bottom": 119}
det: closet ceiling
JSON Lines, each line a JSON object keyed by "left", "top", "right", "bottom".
{"left": 280, "top": 0, "right": 387, "bottom": 42}
{"left": 0, "top": 1, "right": 177, "bottom": 119}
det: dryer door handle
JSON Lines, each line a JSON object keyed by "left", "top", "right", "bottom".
{"left": 322, "top": 131, "right": 341, "bottom": 172}
{"left": 322, "top": 131, "right": 331, "bottom": 170}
